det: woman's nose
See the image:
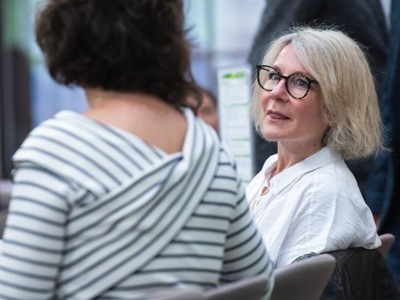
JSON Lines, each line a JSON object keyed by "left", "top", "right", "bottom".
{"left": 270, "top": 79, "right": 289, "bottom": 101}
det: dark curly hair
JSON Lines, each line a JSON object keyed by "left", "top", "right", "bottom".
{"left": 35, "top": 0, "right": 201, "bottom": 108}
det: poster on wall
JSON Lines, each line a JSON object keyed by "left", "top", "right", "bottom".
{"left": 217, "top": 65, "right": 254, "bottom": 184}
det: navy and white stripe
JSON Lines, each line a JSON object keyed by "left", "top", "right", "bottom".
{"left": 0, "top": 108, "right": 273, "bottom": 300}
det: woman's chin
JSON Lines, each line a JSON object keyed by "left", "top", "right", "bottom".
{"left": 262, "top": 130, "right": 281, "bottom": 142}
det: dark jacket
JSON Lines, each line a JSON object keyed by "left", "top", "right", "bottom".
{"left": 295, "top": 248, "right": 400, "bottom": 300}
{"left": 365, "top": 0, "right": 400, "bottom": 285}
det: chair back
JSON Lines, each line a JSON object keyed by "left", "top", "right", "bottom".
{"left": 378, "top": 233, "right": 395, "bottom": 257}
{"left": 150, "top": 289, "right": 205, "bottom": 300}
{"left": 151, "top": 274, "right": 268, "bottom": 300}
{"left": 271, "top": 253, "right": 336, "bottom": 300}
{"left": 205, "top": 274, "right": 269, "bottom": 300}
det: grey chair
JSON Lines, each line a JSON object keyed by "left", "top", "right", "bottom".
{"left": 152, "top": 274, "right": 269, "bottom": 300}
{"left": 271, "top": 253, "right": 336, "bottom": 300}
{"left": 205, "top": 274, "right": 269, "bottom": 300}
{"left": 150, "top": 289, "right": 205, "bottom": 300}
{"left": 378, "top": 233, "right": 395, "bottom": 257}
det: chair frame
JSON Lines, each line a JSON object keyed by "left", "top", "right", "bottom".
{"left": 271, "top": 253, "right": 336, "bottom": 300}
{"left": 378, "top": 233, "right": 395, "bottom": 257}
{"left": 206, "top": 274, "right": 269, "bottom": 300}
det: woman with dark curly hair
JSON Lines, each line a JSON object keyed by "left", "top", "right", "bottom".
{"left": 0, "top": 1, "right": 273, "bottom": 299}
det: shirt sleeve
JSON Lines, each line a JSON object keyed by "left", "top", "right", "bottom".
{"left": 0, "top": 163, "right": 71, "bottom": 299}
{"left": 221, "top": 179, "right": 274, "bottom": 300}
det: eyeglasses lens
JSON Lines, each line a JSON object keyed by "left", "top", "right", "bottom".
{"left": 258, "top": 67, "right": 309, "bottom": 99}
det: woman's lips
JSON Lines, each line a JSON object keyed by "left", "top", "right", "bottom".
{"left": 266, "top": 110, "right": 289, "bottom": 120}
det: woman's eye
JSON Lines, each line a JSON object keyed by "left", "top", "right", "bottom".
{"left": 269, "top": 72, "right": 280, "bottom": 81}
{"left": 292, "top": 76, "right": 308, "bottom": 88}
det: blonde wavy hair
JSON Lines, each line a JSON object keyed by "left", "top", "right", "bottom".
{"left": 251, "top": 27, "right": 383, "bottom": 160}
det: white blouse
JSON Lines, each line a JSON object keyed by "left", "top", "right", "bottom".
{"left": 246, "top": 146, "right": 380, "bottom": 268}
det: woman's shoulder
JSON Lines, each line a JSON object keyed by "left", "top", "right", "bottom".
{"left": 15, "top": 111, "right": 78, "bottom": 150}
{"left": 298, "top": 147, "right": 357, "bottom": 189}
{"left": 286, "top": 157, "right": 362, "bottom": 209}
{"left": 297, "top": 166, "right": 360, "bottom": 200}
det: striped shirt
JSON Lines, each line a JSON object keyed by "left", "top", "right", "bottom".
{"left": 0, "top": 108, "right": 273, "bottom": 300}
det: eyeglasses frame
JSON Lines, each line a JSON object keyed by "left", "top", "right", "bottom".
{"left": 256, "top": 64, "right": 319, "bottom": 99}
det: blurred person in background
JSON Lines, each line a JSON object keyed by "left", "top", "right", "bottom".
{"left": 197, "top": 88, "right": 219, "bottom": 134}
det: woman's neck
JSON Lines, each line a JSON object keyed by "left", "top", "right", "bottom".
{"left": 273, "top": 142, "right": 323, "bottom": 177}
{"left": 83, "top": 87, "right": 187, "bottom": 155}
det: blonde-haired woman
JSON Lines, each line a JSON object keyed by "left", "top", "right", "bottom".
{"left": 247, "top": 27, "right": 382, "bottom": 268}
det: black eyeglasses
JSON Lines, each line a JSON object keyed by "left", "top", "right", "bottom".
{"left": 256, "top": 65, "right": 318, "bottom": 99}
